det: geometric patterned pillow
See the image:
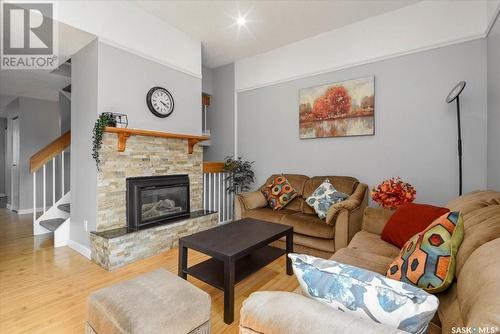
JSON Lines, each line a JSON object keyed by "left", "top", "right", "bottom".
{"left": 261, "top": 175, "right": 298, "bottom": 210}
{"left": 305, "top": 179, "right": 348, "bottom": 219}
{"left": 387, "top": 211, "right": 464, "bottom": 293}
{"left": 289, "top": 253, "right": 439, "bottom": 334}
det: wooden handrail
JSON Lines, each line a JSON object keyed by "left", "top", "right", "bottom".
{"left": 203, "top": 162, "right": 225, "bottom": 173}
{"left": 30, "top": 131, "right": 71, "bottom": 173}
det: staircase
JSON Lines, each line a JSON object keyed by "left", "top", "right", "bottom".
{"left": 30, "top": 131, "right": 71, "bottom": 247}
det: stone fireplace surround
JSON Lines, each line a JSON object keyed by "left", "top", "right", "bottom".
{"left": 90, "top": 132, "right": 218, "bottom": 270}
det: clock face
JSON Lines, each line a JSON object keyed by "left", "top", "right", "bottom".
{"left": 146, "top": 87, "right": 174, "bottom": 118}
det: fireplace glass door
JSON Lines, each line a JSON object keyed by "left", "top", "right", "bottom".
{"left": 126, "top": 175, "right": 190, "bottom": 229}
{"left": 141, "top": 185, "right": 188, "bottom": 222}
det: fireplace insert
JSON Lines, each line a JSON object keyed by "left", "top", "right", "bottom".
{"left": 126, "top": 175, "right": 190, "bottom": 229}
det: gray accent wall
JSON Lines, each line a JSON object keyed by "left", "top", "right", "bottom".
{"left": 70, "top": 39, "right": 203, "bottom": 249}
{"left": 204, "top": 63, "right": 235, "bottom": 161}
{"left": 59, "top": 92, "right": 71, "bottom": 134}
{"left": 4, "top": 97, "right": 60, "bottom": 211}
{"left": 202, "top": 66, "right": 214, "bottom": 95}
{"left": 0, "top": 118, "right": 6, "bottom": 195}
{"left": 488, "top": 15, "right": 500, "bottom": 190}
{"left": 71, "top": 39, "right": 99, "bottom": 248}
{"left": 237, "top": 39, "right": 487, "bottom": 205}
{"left": 98, "top": 42, "right": 202, "bottom": 135}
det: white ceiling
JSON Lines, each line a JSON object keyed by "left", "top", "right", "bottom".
{"left": 0, "top": 20, "right": 95, "bottom": 103}
{"left": 134, "top": 0, "right": 420, "bottom": 68}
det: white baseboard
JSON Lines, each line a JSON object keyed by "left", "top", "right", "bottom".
{"left": 67, "top": 239, "right": 92, "bottom": 260}
{"left": 16, "top": 207, "right": 45, "bottom": 215}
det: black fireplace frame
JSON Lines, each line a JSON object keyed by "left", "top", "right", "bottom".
{"left": 126, "top": 174, "right": 190, "bottom": 229}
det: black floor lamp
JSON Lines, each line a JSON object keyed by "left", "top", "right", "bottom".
{"left": 445, "top": 81, "right": 466, "bottom": 196}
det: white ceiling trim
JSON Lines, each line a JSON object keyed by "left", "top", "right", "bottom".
{"left": 98, "top": 38, "right": 202, "bottom": 79}
{"left": 235, "top": 0, "right": 491, "bottom": 92}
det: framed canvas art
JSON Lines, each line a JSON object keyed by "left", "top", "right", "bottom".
{"left": 299, "top": 76, "right": 375, "bottom": 139}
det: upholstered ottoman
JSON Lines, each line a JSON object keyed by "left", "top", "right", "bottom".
{"left": 86, "top": 269, "right": 211, "bottom": 334}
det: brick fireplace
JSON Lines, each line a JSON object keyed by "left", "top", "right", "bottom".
{"left": 90, "top": 131, "right": 217, "bottom": 270}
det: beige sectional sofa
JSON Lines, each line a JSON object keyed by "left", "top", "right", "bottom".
{"left": 235, "top": 174, "right": 369, "bottom": 258}
{"left": 239, "top": 190, "right": 500, "bottom": 334}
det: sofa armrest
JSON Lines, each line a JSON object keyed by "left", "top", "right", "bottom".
{"left": 324, "top": 183, "right": 368, "bottom": 250}
{"left": 234, "top": 191, "right": 268, "bottom": 219}
{"left": 362, "top": 207, "right": 395, "bottom": 235}
{"left": 240, "top": 291, "right": 405, "bottom": 334}
{"left": 325, "top": 183, "right": 368, "bottom": 225}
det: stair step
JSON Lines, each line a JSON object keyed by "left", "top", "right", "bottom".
{"left": 39, "top": 218, "right": 66, "bottom": 232}
{"left": 58, "top": 203, "right": 70, "bottom": 213}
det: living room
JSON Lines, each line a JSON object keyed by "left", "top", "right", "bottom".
{"left": 0, "top": 1, "right": 499, "bottom": 333}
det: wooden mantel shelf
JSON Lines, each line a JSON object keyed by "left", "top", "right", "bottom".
{"left": 104, "top": 127, "right": 209, "bottom": 154}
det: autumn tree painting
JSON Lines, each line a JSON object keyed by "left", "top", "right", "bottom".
{"left": 299, "top": 76, "right": 375, "bottom": 139}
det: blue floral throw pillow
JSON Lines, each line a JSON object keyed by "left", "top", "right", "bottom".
{"left": 289, "top": 253, "right": 439, "bottom": 334}
{"left": 305, "top": 179, "right": 348, "bottom": 219}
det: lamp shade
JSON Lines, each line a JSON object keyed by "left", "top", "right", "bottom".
{"left": 446, "top": 81, "right": 466, "bottom": 104}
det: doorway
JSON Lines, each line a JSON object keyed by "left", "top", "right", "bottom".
{"left": 10, "top": 116, "right": 19, "bottom": 211}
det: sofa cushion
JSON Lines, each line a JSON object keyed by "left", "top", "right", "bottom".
{"left": 454, "top": 204, "right": 500, "bottom": 277}
{"left": 281, "top": 212, "right": 335, "bottom": 239}
{"left": 381, "top": 203, "right": 449, "bottom": 248}
{"left": 244, "top": 208, "right": 296, "bottom": 224}
{"left": 446, "top": 190, "right": 500, "bottom": 215}
{"left": 387, "top": 212, "right": 464, "bottom": 293}
{"left": 302, "top": 176, "right": 358, "bottom": 214}
{"left": 262, "top": 175, "right": 299, "bottom": 210}
{"left": 456, "top": 238, "right": 500, "bottom": 328}
{"left": 436, "top": 283, "right": 464, "bottom": 334}
{"left": 332, "top": 247, "right": 396, "bottom": 275}
{"left": 289, "top": 253, "right": 439, "bottom": 334}
{"left": 305, "top": 179, "right": 349, "bottom": 219}
{"left": 261, "top": 174, "right": 308, "bottom": 196}
{"left": 348, "top": 231, "right": 401, "bottom": 258}
{"left": 240, "top": 191, "right": 268, "bottom": 210}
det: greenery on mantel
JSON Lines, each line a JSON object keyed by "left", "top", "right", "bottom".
{"left": 224, "top": 156, "right": 255, "bottom": 194}
{"left": 92, "top": 113, "right": 116, "bottom": 170}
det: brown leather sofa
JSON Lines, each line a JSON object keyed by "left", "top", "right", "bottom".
{"left": 234, "top": 174, "right": 368, "bottom": 258}
{"left": 239, "top": 190, "right": 500, "bottom": 334}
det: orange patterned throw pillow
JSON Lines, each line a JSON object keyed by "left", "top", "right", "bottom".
{"left": 261, "top": 175, "right": 298, "bottom": 210}
{"left": 386, "top": 211, "right": 464, "bottom": 293}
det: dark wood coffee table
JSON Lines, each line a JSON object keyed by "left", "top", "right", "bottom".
{"left": 178, "top": 218, "right": 293, "bottom": 324}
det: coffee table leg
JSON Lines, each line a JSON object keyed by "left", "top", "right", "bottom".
{"left": 286, "top": 230, "right": 293, "bottom": 275}
{"left": 178, "top": 242, "right": 188, "bottom": 279}
{"left": 223, "top": 258, "right": 235, "bottom": 324}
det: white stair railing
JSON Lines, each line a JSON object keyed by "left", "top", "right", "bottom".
{"left": 30, "top": 131, "right": 71, "bottom": 224}
{"left": 32, "top": 150, "right": 69, "bottom": 222}
{"left": 203, "top": 162, "right": 233, "bottom": 224}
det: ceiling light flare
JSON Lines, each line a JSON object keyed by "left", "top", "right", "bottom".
{"left": 236, "top": 16, "right": 246, "bottom": 27}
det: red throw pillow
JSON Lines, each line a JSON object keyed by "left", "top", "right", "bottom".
{"left": 381, "top": 203, "right": 450, "bottom": 248}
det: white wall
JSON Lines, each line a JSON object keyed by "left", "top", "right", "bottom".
{"left": 54, "top": 0, "right": 201, "bottom": 78}
{"left": 235, "top": 0, "right": 490, "bottom": 91}
{"left": 487, "top": 12, "right": 500, "bottom": 190}
{"left": 237, "top": 40, "right": 487, "bottom": 206}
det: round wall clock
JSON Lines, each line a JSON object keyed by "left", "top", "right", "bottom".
{"left": 146, "top": 86, "right": 174, "bottom": 118}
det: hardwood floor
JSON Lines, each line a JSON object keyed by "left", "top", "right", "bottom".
{"left": 0, "top": 209, "right": 299, "bottom": 333}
